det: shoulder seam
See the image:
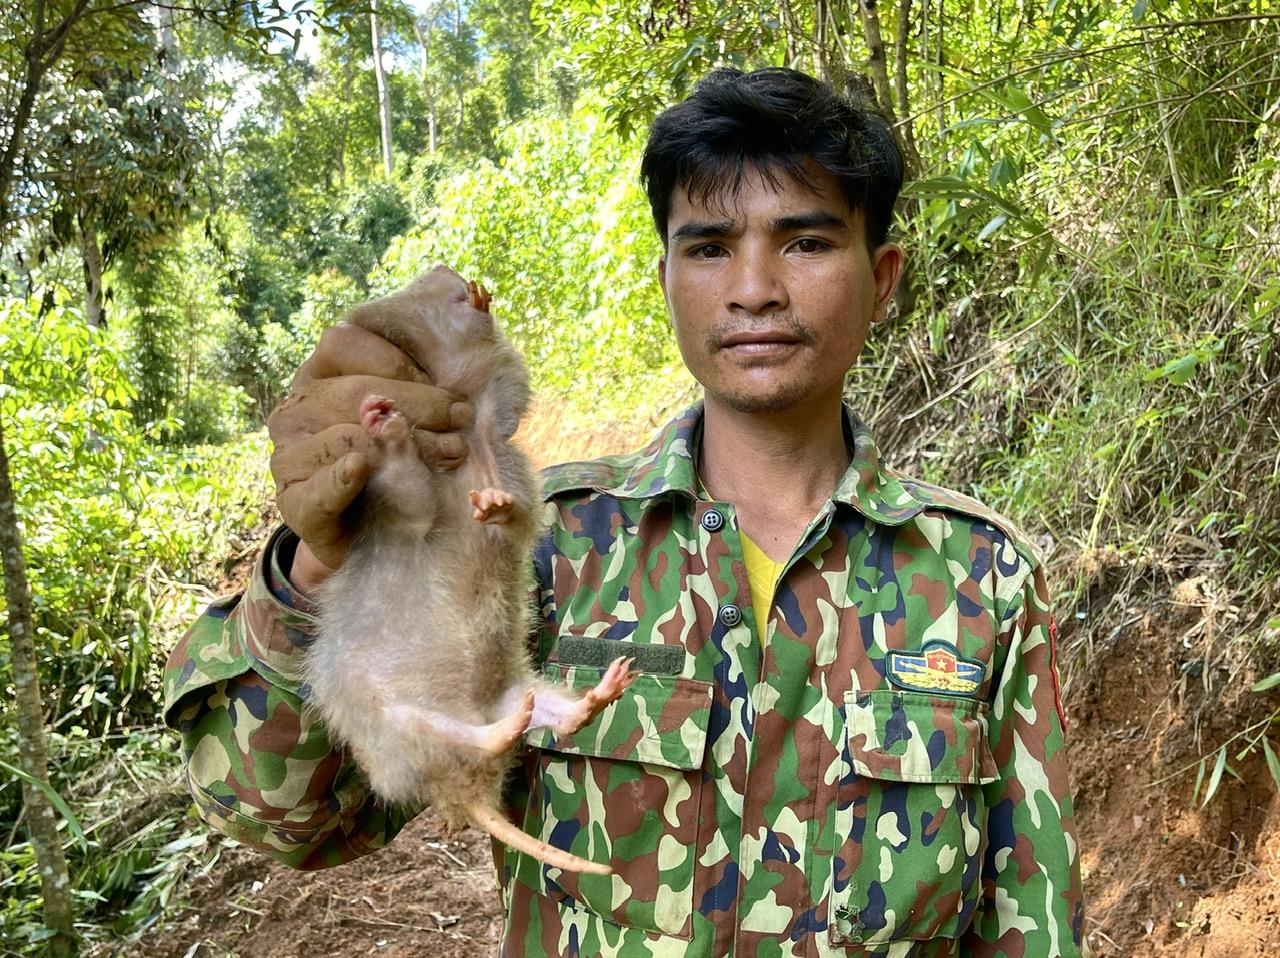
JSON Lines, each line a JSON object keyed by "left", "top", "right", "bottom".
{"left": 900, "top": 478, "right": 1043, "bottom": 568}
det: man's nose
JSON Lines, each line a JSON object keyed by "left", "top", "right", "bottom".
{"left": 726, "top": 245, "right": 788, "bottom": 315}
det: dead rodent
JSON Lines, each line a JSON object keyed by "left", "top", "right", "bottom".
{"left": 301, "top": 267, "right": 635, "bottom": 875}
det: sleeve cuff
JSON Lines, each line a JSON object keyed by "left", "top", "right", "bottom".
{"left": 240, "top": 525, "right": 320, "bottom": 689}
{"left": 267, "top": 528, "right": 321, "bottom": 617}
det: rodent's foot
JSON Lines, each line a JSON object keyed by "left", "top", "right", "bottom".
{"left": 552, "top": 657, "right": 640, "bottom": 737}
{"left": 470, "top": 487, "right": 515, "bottom": 523}
{"left": 479, "top": 690, "right": 534, "bottom": 757}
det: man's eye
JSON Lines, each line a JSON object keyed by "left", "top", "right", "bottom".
{"left": 689, "top": 244, "right": 725, "bottom": 259}
{"left": 792, "top": 238, "right": 828, "bottom": 253}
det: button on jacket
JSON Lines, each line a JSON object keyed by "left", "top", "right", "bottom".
{"left": 164, "top": 402, "right": 1087, "bottom": 957}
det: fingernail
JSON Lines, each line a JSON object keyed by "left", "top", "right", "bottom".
{"left": 439, "top": 435, "right": 464, "bottom": 459}
{"left": 451, "top": 402, "right": 474, "bottom": 429}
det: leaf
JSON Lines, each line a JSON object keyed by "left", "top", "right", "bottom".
{"left": 1252, "top": 673, "right": 1280, "bottom": 693}
{"left": 1263, "top": 738, "right": 1280, "bottom": 791}
{"left": 977, "top": 213, "right": 1008, "bottom": 242}
{"left": 1201, "top": 746, "right": 1227, "bottom": 807}
{"left": 904, "top": 176, "right": 1044, "bottom": 233}
{"left": 1191, "top": 755, "right": 1206, "bottom": 804}
{"left": 0, "top": 758, "right": 88, "bottom": 851}
{"left": 1144, "top": 351, "right": 1202, "bottom": 385}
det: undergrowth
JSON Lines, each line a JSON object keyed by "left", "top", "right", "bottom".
{"left": 1, "top": 300, "right": 272, "bottom": 952}
{"left": 848, "top": 26, "right": 1280, "bottom": 798}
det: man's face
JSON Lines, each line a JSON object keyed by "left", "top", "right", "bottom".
{"left": 658, "top": 163, "right": 902, "bottom": 417}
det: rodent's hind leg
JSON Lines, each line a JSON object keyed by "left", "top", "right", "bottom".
{"left": 357, "top": 394, "right": 438, "bottom": 535}
{"left": 527, "top": 656, "right": 640, "bottom": 737}
{"left": 401, "top": 696, "right": 534, "bottom": 757}
{"left": 469, "top": 487, "right": 515, "bottom": 524}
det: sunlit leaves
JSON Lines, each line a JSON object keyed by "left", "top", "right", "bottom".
{"left": 376, "top": 100, "right": 676, "bottom": 410}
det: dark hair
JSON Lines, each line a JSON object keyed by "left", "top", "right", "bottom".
{"left": 640, "top": 67, "right": 905, "bottom": 247}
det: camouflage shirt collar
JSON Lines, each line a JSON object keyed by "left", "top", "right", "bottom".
{"left": 545, "top": 401, "right": 927, "bottom": 526}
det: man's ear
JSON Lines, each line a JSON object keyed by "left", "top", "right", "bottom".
{"left": 657, "top": 254, "right": 673, "bottom": 325}
{"left": 870, "top": 242, "right": 904, "bottom": 324}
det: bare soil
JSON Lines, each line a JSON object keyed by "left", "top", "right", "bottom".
{"left": 127, "top": 811, "right": 503, "bottom": 958}
{"left": 1067, "top": 604, "right": 1280, "bottom": 957}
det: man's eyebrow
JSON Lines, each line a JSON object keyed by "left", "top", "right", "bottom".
{"left": 669, "top": 220, "right": 736, "bottom": 244}
{"left": 771, "top": 211, "right": 851, "bottom": 233}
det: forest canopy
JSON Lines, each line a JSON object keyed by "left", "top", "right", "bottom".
{"left": 1, "top": 1, "right": 1279, "bottom": 954}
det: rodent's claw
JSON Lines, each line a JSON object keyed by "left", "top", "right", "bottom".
{"left": 552, "top": 656, "right": 640, "bottom": 736}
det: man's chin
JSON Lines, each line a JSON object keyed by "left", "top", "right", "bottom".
{"left": 709, "top": 385, "right": 811, "bottom": 415}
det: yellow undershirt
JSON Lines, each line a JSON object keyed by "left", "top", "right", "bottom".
{"left": 739, "top": 529, "right": 784, "bottom": 643}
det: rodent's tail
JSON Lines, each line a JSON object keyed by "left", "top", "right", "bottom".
{"left": 466, "top": 802, "right": 611, "bottom": 876}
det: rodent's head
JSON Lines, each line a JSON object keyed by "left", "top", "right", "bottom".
{"left": 397, "top": 266, "right": 498, "bottom": 357}
{"left": 344, "top": 266, "right": 501, "bottom": 389}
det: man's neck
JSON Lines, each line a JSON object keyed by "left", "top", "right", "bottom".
{"left": 698, "top": 393, "right": 851, "bottom": 561}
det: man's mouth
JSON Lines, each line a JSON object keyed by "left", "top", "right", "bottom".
{"left": 717, "top": 328, "right": 806, "bottom": 356}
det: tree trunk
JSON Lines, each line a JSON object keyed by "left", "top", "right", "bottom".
{"left": 813, "top": 0, "right": 831, "bottom": 82}
{"left": 370, "top": 0, "right": 394, "bottom": 176}
{"left": 858, "top": 0, "right": 898, "bottom": 121}
{"left": 81, "top": 215, "right": 104, "bottom": 328}
{"left": 894, "top": 0, "right": 918, "bottom": 160}
{"left": 155, "top": 2, "right": 179, "bottom": 68}
{"left": 780, "top": 0, "right": 801, "bottom": 69}
{"left": 0, "top": 416, "right": 76, "bottom": 956}
{"left": 933, "top": 0, "right": 945, "bottom": 137}
{"left": 413, "top": 19, "right": 438, "bottom": 152}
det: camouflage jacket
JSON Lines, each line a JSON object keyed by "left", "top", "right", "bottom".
{"left": 164, "top": 403, "right": 1087, "bottom": 957}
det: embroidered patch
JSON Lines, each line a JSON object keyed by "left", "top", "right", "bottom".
{"left": 886, "top": 640, "right": 985, "bottom": 697}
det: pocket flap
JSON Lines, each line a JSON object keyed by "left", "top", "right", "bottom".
{"left": 526, "top": 664, "right": 713, "bottom": 771}
{"left": 845, "top": 689, "right": 998, "bottom": 785}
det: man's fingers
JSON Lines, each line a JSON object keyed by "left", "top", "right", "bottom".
{"left": 268, "top": 376, "right": 471, "bottom": 443}
{"left": 413, "top": 426, "right": 469, "bottom": 470}
{"left": 279, "top": 451, "right": 369, "bottom": 524}
{"left": 271, "top": 421, "right": 467, "bottom": 491}
{"left": 270, "top": 423, "right": 374, "bottom": 493}
{"left": 275, "top": 451, "right": 370, "bottom": 563}
{"left": 293, "top": 324, "right": 434, "bottom": 388}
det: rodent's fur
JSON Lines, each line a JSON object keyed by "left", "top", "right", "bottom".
{"left": 301, "top": 268, "right": 621, "bottom": 874}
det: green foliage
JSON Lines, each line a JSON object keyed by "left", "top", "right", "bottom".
{"left": 0, "top": 297, "right": 271, "bottom": 948}
{"left": 0, "top": 724, "right": 221, "bottom": 952}
{"left": 3, "top": 0, "right": 1280, "bottom": 945}
{"left": 0, "top": 299, "right": 270, "bottom": 733}
{"left": 534, "top": 0, "right": 785, "bottom": 138}
{"left": 378, "top": 101, "right": 678, "bottom": 414}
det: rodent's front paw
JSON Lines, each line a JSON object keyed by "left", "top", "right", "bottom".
{"left": 469, "top": 487, "right": 515, "bottom": 523}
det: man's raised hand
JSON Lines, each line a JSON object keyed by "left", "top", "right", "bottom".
{"left": 266, "top": 322, "right": 472, "bottom": 589}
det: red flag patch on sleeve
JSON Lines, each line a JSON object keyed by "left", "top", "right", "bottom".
{"left": 1048, "top": 617, "right": 1068, "bottom": 732}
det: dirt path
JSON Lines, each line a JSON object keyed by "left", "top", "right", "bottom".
{"left": 127, "top": 810, "right": 501, "bottom": 958}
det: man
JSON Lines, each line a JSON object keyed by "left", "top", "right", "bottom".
{"left": 165, "top": 67, "right": 1087, "bottom": 956}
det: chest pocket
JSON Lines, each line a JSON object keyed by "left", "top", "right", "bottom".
{"left": 522, "top": 665, "right": 713, "bottom": 940}
{"left": 830, "top": 690, "right": 998, "bottom": 948}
